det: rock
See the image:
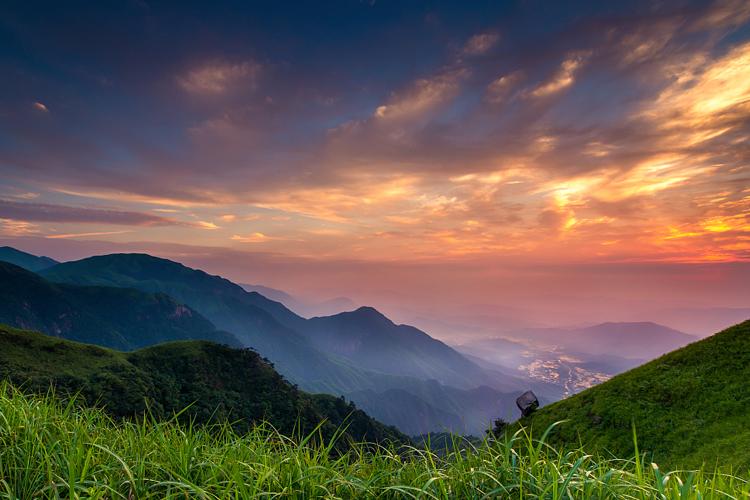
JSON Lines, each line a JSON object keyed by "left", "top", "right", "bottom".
{"left": 516, "top": 390, "right": 539, "bottom": 417}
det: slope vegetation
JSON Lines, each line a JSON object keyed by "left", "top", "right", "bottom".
{"left": 517, "top": 320, "right": 750, "bottom": 469}
{"left": 0, "top": 324, "right": 405, "bottom": 444}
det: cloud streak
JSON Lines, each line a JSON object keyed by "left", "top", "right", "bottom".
{"left": 0, "top": 200, "right": 190, "bottom": 227}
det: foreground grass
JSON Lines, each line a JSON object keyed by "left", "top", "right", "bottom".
{"left": 1, "top": 385, "right": 748, "bottom": 499}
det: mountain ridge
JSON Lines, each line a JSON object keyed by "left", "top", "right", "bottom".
{"left": 0, "top": 261, "right": 240, "bottom": 350}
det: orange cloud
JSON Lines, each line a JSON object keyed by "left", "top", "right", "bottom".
{"left": 527, "top": 51, "right": 590, "bottom": 98}
{"left": 231, "top": 232, "right": 270, "bottom": 243}
{"left": 46, "top": 230, "right": 131, "bottom": 239}
{"left": 374, "top": 68, "right": 469, "bottom": 121}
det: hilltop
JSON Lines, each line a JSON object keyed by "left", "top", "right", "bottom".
{"left": 0, "top": 245, "right": 58, "bottom": 271}
{"left": 516, "top": 320, "right": 750, "bottom": 469}
{"left": 0, "top": 323, "right": 406, "bottom": 444}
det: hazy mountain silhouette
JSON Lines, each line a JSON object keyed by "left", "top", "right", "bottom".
{"left": 305, "top": 306, "right": 492, "bottom": 389}
{"left": 241, "top": 283, "right": 358, "bottom": 318}
{"left": 508, "top": 322, "right": 694, "bottom": 360}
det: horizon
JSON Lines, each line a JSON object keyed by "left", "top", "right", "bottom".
{"left": 1, "top": 0, "right": 749, "bottom": 338}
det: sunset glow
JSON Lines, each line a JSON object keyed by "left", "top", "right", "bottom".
{"left": 1, "top": 0, "right": 748, "bottom": 329}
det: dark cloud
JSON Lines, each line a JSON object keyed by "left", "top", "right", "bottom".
{"left": 0, "top": 199, "right": 187, "bottom": 226}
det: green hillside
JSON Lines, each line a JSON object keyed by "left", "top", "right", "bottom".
{"left": 516, "top": 320, "right": 750, "bottom": 469}
{"left": 0, "top": 324, "right": 406, "bottom": 444}
{"left": 1, "top": 383, "right": 748, "bottom": 499}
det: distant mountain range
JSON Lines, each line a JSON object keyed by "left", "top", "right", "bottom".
{"left": 241, "top": 283, "right": 358, "bottom": 318}
{"left": 502, "top": 322, "right": 695, "bottom": 360}
{"left": 4, "top": 246, "right": 709, "bottom": 437}
{"left": 516, "top": 320, "right": 750, "bottom": 469}
{"left": 0, "top": 247, "right": 546, "bottom": 434}
{"left": 0, "top": 323, "right": 406, "bottom": 445}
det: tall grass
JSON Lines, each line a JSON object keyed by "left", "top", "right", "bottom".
{"left": 0, "top": 383, "right": 747, "bottom": 499}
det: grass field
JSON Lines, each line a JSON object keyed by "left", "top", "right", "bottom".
{"left": 1, "top": 383, "right": 748, "bottom": 499}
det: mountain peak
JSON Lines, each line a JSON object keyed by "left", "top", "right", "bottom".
{"left": 351, "top": 306, "right": 391, "bottom": 322}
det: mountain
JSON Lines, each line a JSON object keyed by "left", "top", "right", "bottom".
{"left": 515, "top": 320, "right": 750, "bottom": 469}
{"left": 304, "top": 307, "right": 491, "bottom": 389}
{"left": 508, "top": 322, "right": 694, "bottom": 360}
{"left": 0, "top": 246, "right": 58, "bottom": 271}
{"left": 38, "top": 251, "right": 547, "bottom": 434}
{"left": 0, "top": 323, "right": 406, "bottom": 444}
{"left": 0, "top": 261, "right": 239, "bottom": 350}
{"left": 42, "top": 253, "right": 499, "bottom": 391}
{"left": 40, "top": 253, "right": 365, "bottom": 393}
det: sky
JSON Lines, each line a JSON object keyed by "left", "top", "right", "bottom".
{"left": 1, "top": 0, "right": 749, "bottom": 335}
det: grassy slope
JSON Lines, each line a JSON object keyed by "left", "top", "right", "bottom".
{"left": 518, "top": 320, "right": 750, "bottom": 469}
{"left": 0, "top": 324, "right": 406, "bottom": 444}
{"left": 1, "top": 384, "right": 748, "bottom": 499}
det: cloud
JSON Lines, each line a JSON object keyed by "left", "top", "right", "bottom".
{"left": 689, "top": 0, "right": 750, "bottom": 30}
{"left": 0, "top": 218, "right": 39, "bottom": 236}
{"left": 0, "top": 199, "right": 189, "bottom": 226}
{"left": 526, "top": 51, "right": 590, "bottom": 98}
{"left": 196, "top": 221, "right": 220, "bottom": 230}
{"left": 178, "top": 60, "right": 262, "bottom": 94}
{"left": 231, "top": 232, "right": 270, "bottom": 243}
{"left": 485, "top": 71, "right": 523, "bottom": 103}
{"left": 46, "top": 230, "right": 132, "bottom": 239}
{"left": 462, "top": 32, "right": 500, "bottom": 55}
{"left": 373, "top": 68, "right": 469, "bottom": 121}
